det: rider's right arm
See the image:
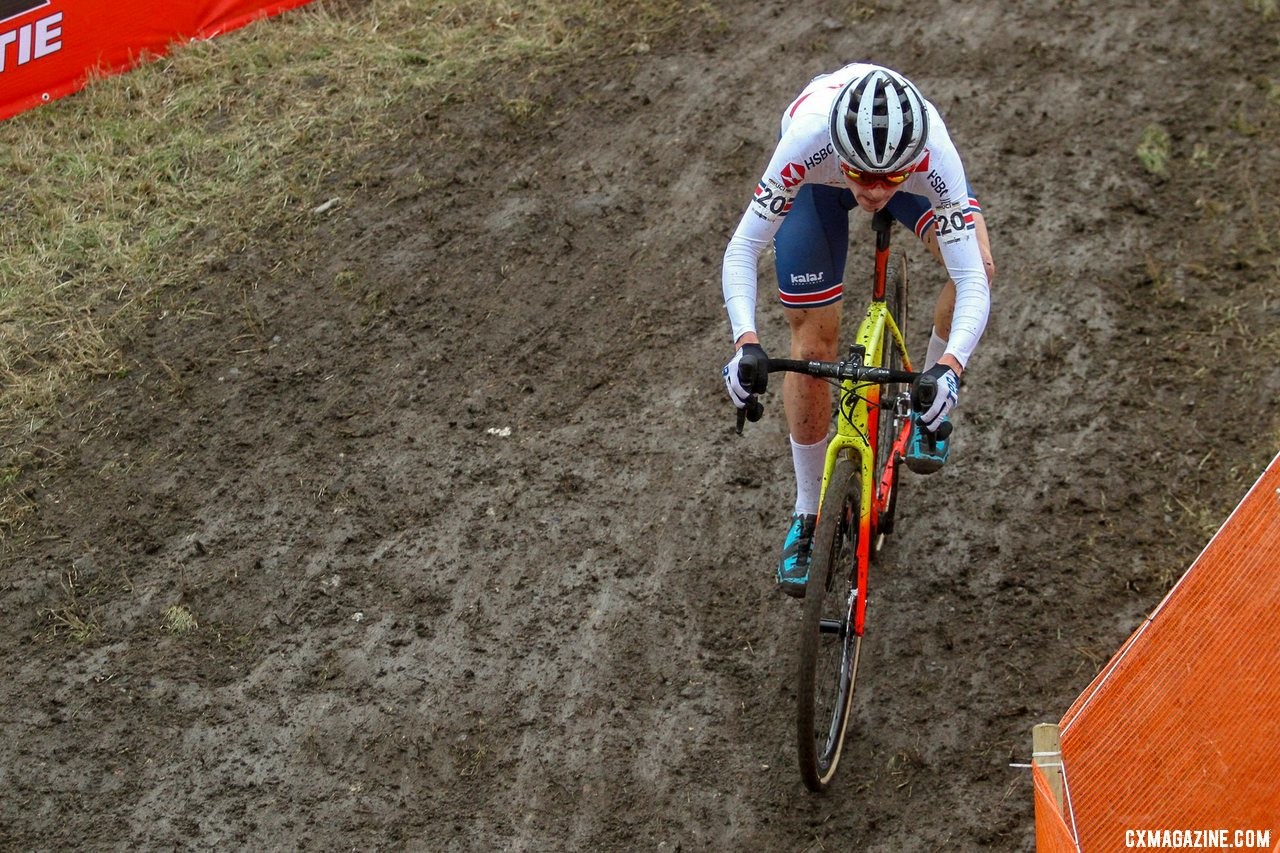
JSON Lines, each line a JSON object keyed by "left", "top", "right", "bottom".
{"left": 722, "top": 214, "right": 772, "bottom": 344}
{"left": 722, "top": 115, "right": 828, "bottom": 343}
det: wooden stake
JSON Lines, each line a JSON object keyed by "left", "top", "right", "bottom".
{"left": 1033, "top": 722, "right": 1066, "bottom": 813}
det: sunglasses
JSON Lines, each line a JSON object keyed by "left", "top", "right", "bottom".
{"left": 840, "top": 161, "right": 912, "bottom": 188}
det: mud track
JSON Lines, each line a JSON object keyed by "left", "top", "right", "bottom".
{"left": 3, "top": 1, "right": 1277, "bottom": 849}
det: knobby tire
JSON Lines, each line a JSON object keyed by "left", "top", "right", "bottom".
{"left": 796, "top": 455, "right": 862, "bottom": 792}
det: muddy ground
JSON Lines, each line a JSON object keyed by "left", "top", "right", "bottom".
{"left": 3, "top": 0, "right": 1278, "bottom": 850}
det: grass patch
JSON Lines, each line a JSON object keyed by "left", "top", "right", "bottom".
{"left": 37, "top": 565, "right": 100, "bottom": 643}
{"left": 1136, "top": 123, "right": 1171, "bottom": 176}
{"left": 0, "top": 0, "right": 695, "bottom": 530}
{"left": 163, "top": 603, "right": 199, "bottom": 634}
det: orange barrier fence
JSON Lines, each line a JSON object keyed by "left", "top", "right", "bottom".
{"left": 1033, "top": 763, "right": 1077, "bottom": 852}
{"left": 1033, "top": 450, "right": 1280, "bottom": 851}
{"left": 0, "top": 0, "right": 316, "bottom": 121}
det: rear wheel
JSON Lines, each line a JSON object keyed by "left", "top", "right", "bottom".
{"left": 875, "top": 252, "right": 909, "bottom": 538}
{"left": 796, "top": 455, "right": 862, "bottom": 792}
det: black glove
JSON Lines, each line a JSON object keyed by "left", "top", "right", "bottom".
{"left": 916, "top": 363, "right": 958, "bottom": 432}
{"left": 722, "top": 343, "right": 768, "bottom": 408}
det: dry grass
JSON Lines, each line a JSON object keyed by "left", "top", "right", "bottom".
{"left": 0, "top": 0, "right": 693, "bottom": 529}
{"left": 36, "top": 565, "right": 100, "bottom": 643}
{"left": 163, "top": 603, "right": 199, "bottom": 634}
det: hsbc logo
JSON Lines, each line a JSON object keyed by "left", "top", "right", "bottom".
{"left": 804, "top": 143, "right": 834, "bottom": 170}
{"left": 0, "top": 4, "right": 60, "bottom": 73}
{"left": 778, "top": 162, "right": 806, "bottom": 189}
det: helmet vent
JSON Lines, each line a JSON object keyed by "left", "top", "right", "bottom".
{"left": 829, "top": 67, "right": 929, "bottom": 175}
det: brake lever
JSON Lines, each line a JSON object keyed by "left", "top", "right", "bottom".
{"left": 735, "top": 396, "right": 764, "bottom": 435}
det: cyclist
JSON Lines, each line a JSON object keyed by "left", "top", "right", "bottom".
{"left": 720, "top": 63, "right": 994, "bottom": 597}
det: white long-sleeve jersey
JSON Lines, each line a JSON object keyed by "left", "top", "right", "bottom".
{"left": 722, "top": 63, "right": 990, "bottom": 368}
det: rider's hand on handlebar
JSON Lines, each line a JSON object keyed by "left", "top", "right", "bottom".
{"left": 917, "top": 363, "right": 959, "bottom": 432}
{"left": 723, "top": 342, "right": 769, "bottom": 408}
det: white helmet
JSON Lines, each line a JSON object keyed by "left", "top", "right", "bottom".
{"left": 829, "top": 67, "right": 929, "bottom": 174}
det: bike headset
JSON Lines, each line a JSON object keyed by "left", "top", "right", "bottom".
{"left": 828, "top": 67, "right": 929, "bottom": 175}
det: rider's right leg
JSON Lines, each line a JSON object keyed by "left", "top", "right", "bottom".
{"left": 784, "top": 302, "right": 841, "bottom": 448}
{"left": 776, "top": 302, "right": 841, "bottom": 596}
{"left": 772, "top": 184, "right": 853, "bottom": 595}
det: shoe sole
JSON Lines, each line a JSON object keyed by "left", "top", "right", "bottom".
{"left": 904, "top": 458, "right": 944, "bottom": 475}
{"left": 778, "top": 580, "right": 806, "bottom": 599}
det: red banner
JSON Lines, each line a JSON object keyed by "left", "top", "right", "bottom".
{"left": 0, "top": 0, "right": 317, "bottom": 121}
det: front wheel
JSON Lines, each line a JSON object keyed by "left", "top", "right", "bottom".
{"left": 796, "top": 455, "right": 863, "bottom": 791}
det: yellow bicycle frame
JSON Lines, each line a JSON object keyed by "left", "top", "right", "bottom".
{"left": 817, "top": 298, "right": 912, "bottom": 635}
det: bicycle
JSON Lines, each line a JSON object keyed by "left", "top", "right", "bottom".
{"left": 734, "top": 209, "right": 949, "bottom": 792}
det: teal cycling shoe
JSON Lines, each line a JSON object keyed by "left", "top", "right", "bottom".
{"left": 904, "top": 418, "right": 951, "bottom": 475}
{"left": 776, "top": 513, "right": 816, "bottom": 598}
